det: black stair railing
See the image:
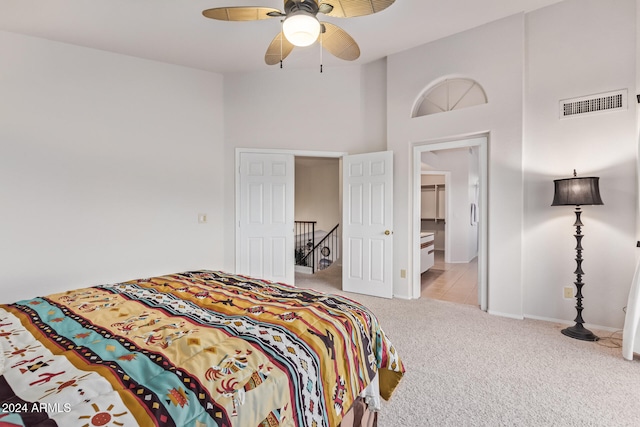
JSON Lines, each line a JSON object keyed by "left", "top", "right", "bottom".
{"left": 295, "top": 222, "right": 340, "bottom": 274}
{"left": 295, "top": 221, "right": 317, "bottom": 271}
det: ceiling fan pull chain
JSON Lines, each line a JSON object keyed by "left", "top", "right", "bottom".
{"left": 319, "top": 29, "right": 323, "bottom": 73}
{"left": 280, "top": 20, "right": 284, "bottom": 69}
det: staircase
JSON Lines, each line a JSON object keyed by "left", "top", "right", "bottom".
{"left": 294, "top": 221, "right": 340, "bottom": 274}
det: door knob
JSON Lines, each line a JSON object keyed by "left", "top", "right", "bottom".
{"left": 384, "top": 230, "right": 392, "bottom": 235}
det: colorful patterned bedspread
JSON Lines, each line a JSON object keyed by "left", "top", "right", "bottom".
{"left": 0, "top": 271, "right": 403, "bottom": 426}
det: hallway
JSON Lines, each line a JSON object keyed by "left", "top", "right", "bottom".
{"left": 421, "top": 250, "right": 478, "bottom": 306}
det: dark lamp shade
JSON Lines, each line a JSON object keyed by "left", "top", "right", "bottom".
{"left": 552, "top": 177, "right": 603, "bottom": 206}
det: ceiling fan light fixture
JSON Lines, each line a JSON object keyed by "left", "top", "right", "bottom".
{"left": 282, "top": 12, "right": 320, "bottom": 47}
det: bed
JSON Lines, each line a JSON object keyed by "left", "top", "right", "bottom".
{"left": 0, "top": 270, "right": 404, "bottom": 426}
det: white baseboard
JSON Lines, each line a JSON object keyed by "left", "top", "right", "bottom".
{"left": 487, "top": 310, "right": 524, "bottom": 320}
{"left": 523, "top": 313, "right": 622, "bottom": 333}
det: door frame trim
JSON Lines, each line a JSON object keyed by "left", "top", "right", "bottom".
{"left": 235, "top": 148, "right": 348, "bottom": 278}
{"left": 411, "top": 134, "right": 489, "bottom": 310}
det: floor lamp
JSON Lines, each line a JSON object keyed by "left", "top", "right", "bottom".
{"left": 552, "top": 170, "right": 603, "bottom": 341}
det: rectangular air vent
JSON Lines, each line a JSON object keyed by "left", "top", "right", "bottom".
{"left": 559, "top": 89, "right": 627, "bottom": 119}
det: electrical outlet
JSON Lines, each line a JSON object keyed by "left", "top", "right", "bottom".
{"left": 563, "top": 287, "right": 574, "bottom": 299}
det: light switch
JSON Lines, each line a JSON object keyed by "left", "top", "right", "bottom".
{"left": 198, "top": 213, "right": 208, "bottom": 223}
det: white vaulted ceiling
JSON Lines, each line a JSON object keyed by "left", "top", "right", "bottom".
{"left": 0, "top": 0, "right": 563, "bottom": 74}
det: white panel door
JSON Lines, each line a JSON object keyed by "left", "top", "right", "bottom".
{"left": 342, "top": 151, "right": 393, "bottom": 298}
{"left": 238, "top": 152, "right": 294, "bottom": 285}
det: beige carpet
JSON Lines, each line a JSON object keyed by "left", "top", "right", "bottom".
{"left": 296, "top": 264, "right": 640, "bottom": 427}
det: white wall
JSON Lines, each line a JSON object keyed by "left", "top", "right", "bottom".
{"left": 295, "top": 158, "right": 340, "bottom": 232}
{"left": 387, "top": 0, "right": 638, "bottom": 328}
{"left": 387, "top": 14, "right": 525, "bottom": 319}
{"left": 638, "top": 0, "right": 640, "bottom": 244}
{"left": 523, "top": 0, "right": 637, "bottom": 329}
{"left": 0, "top": 31, "right": 225, "bottom": 302}
{"left": 221, "top": 61, "right": 388, "bottom": 271}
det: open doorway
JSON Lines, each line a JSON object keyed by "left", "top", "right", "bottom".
{"left": 294, "top": 156, "right": 342, "bottom": 290}
{"left": 420, "top": 153, "right": 479, "bottom": 306}
{"left": 236, "top": 148, "right": 395, "bottom": 298}
{"left": 412, "top": 136, "right": 488, "bottom": 310}
{"left": 293, "top": 151, "right": 396, "bottom": 299}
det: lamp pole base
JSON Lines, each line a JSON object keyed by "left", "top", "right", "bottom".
{"left": 561, "top": 324, "right": 599, "bottom": 341}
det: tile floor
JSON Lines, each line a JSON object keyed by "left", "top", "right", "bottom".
{"left": 421, "top": 250, "right": 479, "bottom": 306}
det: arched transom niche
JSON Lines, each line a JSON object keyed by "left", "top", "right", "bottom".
{"left": 412, "top": 78, "right": 487, "bottom": 118}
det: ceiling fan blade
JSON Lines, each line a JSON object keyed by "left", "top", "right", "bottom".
{"left": 321, "top": 0, "right": 395, "bottom": 18}
{"left": 265, "top": 32, "right": 295, "bottom": 65}
{"left": 319, "top": 22, "right": 360, "bottom": 61}
{"left": 202, "top": 7, "right": 282, "bottom": 21}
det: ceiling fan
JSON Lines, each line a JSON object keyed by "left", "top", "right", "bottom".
{"left": 202, "top": 0, "right": 396, "bottom": 66}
